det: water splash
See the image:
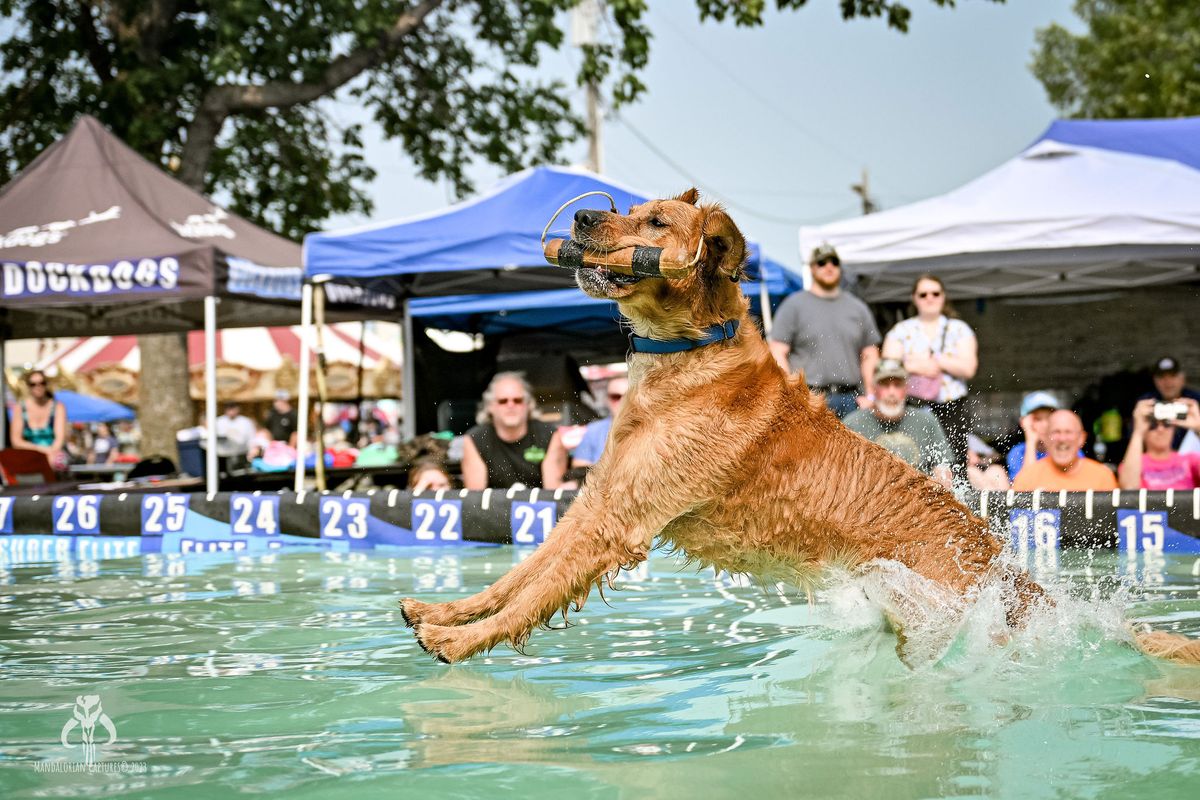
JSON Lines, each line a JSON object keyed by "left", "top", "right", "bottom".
{"left": 817, "top": 554, "right": 1143, "bottom": 675}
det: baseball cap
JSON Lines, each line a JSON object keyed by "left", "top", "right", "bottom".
{"left": 810, "top": 243, "right": 839, "bottom": 264}
{"left": 1153, "top": 356, "right": 1181, "bottom": 375}
{"left": 874, "top": 358, "right": 907, "bottom": 382}
{"left": 1019, "top": 390, "right": 1059, "bottom": 418}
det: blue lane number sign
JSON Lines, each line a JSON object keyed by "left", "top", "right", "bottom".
{"left": 511, "top": 501, "right": 556, "bottom": 545}
{"left": 53, "top": 496, "right": 101, "bottom": 535}
{"left": 1009, "top": 509, "right": 1060, "bottom": 550}
{"left": 412, "top": 499, "right": 462, "bottom": 542}
{"left": 141, "top": 494, "right": 190, "bottom": 535}
{"left": 1117, "top": 510, "right": 1166, "bottom": 554}
{"left": 320, "top": 497, "right": 371, "bottom": 540}
{"left": 230, "top": 494, "right": 280, "bottom": 536}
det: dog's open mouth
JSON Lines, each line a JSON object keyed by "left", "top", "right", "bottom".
{"left": 575, "top": 264, "right": 643, "bottom": 298}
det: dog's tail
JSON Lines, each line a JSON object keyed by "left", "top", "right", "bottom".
{"left": 1131, "top": 625, "right": 1200, "bottom": 665}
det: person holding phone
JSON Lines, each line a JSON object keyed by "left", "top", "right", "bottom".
{"left": 1138, "top": 356, "right": 1200, "bottom": 450}
{"left": 1119, "top": 397, "right": 1200, "bottom": 490}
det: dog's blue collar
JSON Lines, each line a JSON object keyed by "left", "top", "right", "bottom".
{"left": 629, "top": 319, "right": 740, "bottom": 354}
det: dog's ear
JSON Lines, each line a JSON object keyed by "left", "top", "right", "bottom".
{"left": 701, "top": 206, "right": 748, "bottom": 282}
{"left": 674, "top": 187, "right": 700, "bottom": 206}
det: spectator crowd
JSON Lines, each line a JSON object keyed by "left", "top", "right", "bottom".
{"left": 8, "top": 244, "right": 1194, "bottom": 497}
{"left": 450, "top": 244, "right": 1200, "bottom": 496}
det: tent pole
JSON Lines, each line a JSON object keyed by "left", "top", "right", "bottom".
{"left": 758, "top": 272, "right": 774, "bottom": 336}
{"left": 0, "top": 333, "right": 7, "bottom": 449}
{"left": 313, "top": 284, "right": 328, "bottom": 492}
{"left": 357, "top": 320, "right": 366, "bottom": 446}
{"left": 401, "top": 299, "right": 416, "bottom": 441}
{"left": 294, "top": 282, "right": 313, "bottom": 493}
{"left": 204, "top": 295, "right": 218, "bottom": 494}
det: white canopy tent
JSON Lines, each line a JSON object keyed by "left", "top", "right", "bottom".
{"left": 799, "top": 138, "right": 1200, "bottom": 302}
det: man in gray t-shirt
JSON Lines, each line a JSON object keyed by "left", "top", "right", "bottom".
{"left": 843, "top": 359, "right": 953, "bottom": 488}
{"left": 769, "top": 244, "right": 881, "bottom": 418}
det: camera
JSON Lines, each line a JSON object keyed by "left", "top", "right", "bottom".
{"left": 1153, "top": 401, "right": 1188, "bottom": 421}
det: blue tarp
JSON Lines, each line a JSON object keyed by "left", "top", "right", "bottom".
{"left": 1036, "top": 116, "right": 1200, "bottom": 172}
{"left": 304, "top": 165, "right": 803, "bottom": 301}
{"left": 55, "top": 390, "right": 135, "bottom": 423}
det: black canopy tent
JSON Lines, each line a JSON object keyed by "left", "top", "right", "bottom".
{"left": 0, "top": 116, "right": 393, "bottom": 489}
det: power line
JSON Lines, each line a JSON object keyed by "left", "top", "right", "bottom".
{"left": 614, "top": 113, "right": 803, "bottom": 226}
{"left": 661, "top": 21, "right": 862, "bottom": 169}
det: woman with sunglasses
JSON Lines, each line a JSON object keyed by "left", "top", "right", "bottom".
{"left": 1118, "top": 397, "right": 1200, "bottom": 490}
{"left": 881, "top": 274, "right": 978, "bottom": 479}
{"left": 10, "top": 370, "right": 69, "bottom": 471}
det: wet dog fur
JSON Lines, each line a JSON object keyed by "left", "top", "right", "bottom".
{"left": 401, "top": 189, "right": 1199, "bottom": 667}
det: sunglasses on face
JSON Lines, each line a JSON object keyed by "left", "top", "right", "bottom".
{"left": 916, "top": 290, "right": 943, "bottom": 299}
{"left": 27, "top": 380, "right": 45, "bottom": 387}
{"left": 815, "top": 258, "right": 840, "bottom": 268}
{"left": 495, "top": 397, "right": 526, "bottom": 406}
{"left": 1149, "top": 419, "right": 1173, "bottom": 429}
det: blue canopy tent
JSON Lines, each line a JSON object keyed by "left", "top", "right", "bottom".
{"left": 305, "top": 166, "right": 803, "bottom": 437}
{"left": 55, "top": 390, "right": 135, "bottom": 423}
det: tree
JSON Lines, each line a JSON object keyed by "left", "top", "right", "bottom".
{"left": 1, "top": 0, "right": 998, "bottom": 459}
{"left": 1032, "top": 0, "right": 1200, "bottom": 118}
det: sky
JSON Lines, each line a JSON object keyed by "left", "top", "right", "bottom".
{"left": 325, "top": 0, "right": 1081, "bottom": 271}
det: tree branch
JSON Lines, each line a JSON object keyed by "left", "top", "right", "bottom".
{"left": 177, "top": 0, "right": 445, "bottom": 190}
{"left": 75, "top": 1, "right": 115, "bottom": 81}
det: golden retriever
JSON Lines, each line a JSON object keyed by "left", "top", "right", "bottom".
{"left": 401, "top": 189, "right": 1199, "bottom": 666}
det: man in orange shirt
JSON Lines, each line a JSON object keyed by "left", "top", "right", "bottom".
{"left": 1012, "top": 409, "right": 1118, "bottom": 491}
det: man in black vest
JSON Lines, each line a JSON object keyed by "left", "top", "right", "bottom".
{"left": 461, "top": 372, "right": 559, "bottom": 490}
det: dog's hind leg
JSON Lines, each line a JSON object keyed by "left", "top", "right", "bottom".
{"left": 857, "top": 560, "right": 969, "bottom": 669}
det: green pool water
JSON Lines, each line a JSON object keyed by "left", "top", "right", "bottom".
{"left": 1, "top": 546, "right": 1198, "bottom": 799}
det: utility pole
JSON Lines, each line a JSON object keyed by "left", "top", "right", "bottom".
{"left": 573, "top": 0, "right": 604, "bottom": 173}
{"left": 851, "top": 167, "right": 878, "bottom": 215}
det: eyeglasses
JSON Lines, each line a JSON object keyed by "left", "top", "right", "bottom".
{"left": 815, "top": 258, "right": 840, "bottom": 268}
{"left": 608, "top": 393, "right": 626, "bottom": 402}
{"left": 494, "top": 397, "right": 526, "bottom": 406}
{"left": 26, "top": 380, "right": 45, "bottom": 387}
{"left": 1149, "top": 419, "right": 1172, "bottom": 429}
{"left": 916, "top": 290, "right": 943, "bottom": 299}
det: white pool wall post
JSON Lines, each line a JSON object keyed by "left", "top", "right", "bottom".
{"left": 294, "top": 281, "right": 314, "bottom": 492}
{"left": 204, "top": 295, "right": 218, "bottom": 494}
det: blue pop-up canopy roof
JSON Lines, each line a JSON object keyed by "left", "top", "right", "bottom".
{"left": 55, "top": 389, "right": 135, "bottom": 423}
{"left": 304, "top": 165, "right": 802, "bottom": 299}
{"left": 1035, "top": 116, "right": 1200, "bottom": 171}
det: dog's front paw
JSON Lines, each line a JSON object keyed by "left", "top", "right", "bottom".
{"left": 414, "top": 623, "right": 491, "bottom": 664}
{"left": 399, "top": 597, "right": 429, "bottom": 628}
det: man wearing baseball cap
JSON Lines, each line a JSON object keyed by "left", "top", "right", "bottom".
{"left": 769, "top": 242, "right": 881, "bottom": 419}
{"left": 1138, "top": 357, "right": 1200, "bottom": 450}
{"left": 843, "top": 359, "right": 953, "bottom": 488}
{"left": 1005, "top": 390, "right": 1061, "bottom": 479}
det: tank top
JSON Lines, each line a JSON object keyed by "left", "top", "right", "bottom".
{"left": 466, "top": 420, "right": 556, "bottom": 488}
{"left": 22, "top": 399, "right": 57, "bottom": 447}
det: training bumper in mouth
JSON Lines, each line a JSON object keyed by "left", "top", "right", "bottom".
{"left": 543, "top": 238, "right": 695, "bottom": 280}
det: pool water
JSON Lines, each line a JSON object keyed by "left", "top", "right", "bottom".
{"left": 1, "top": 546, "right": 1198, "bottom": 799}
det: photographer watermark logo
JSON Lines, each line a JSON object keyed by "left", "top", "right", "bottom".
{"left": 32, "top": 695, "right": 145, "bottom": 774}
{"left": 61, "top": 695, "right": 116, "bottom": 767}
